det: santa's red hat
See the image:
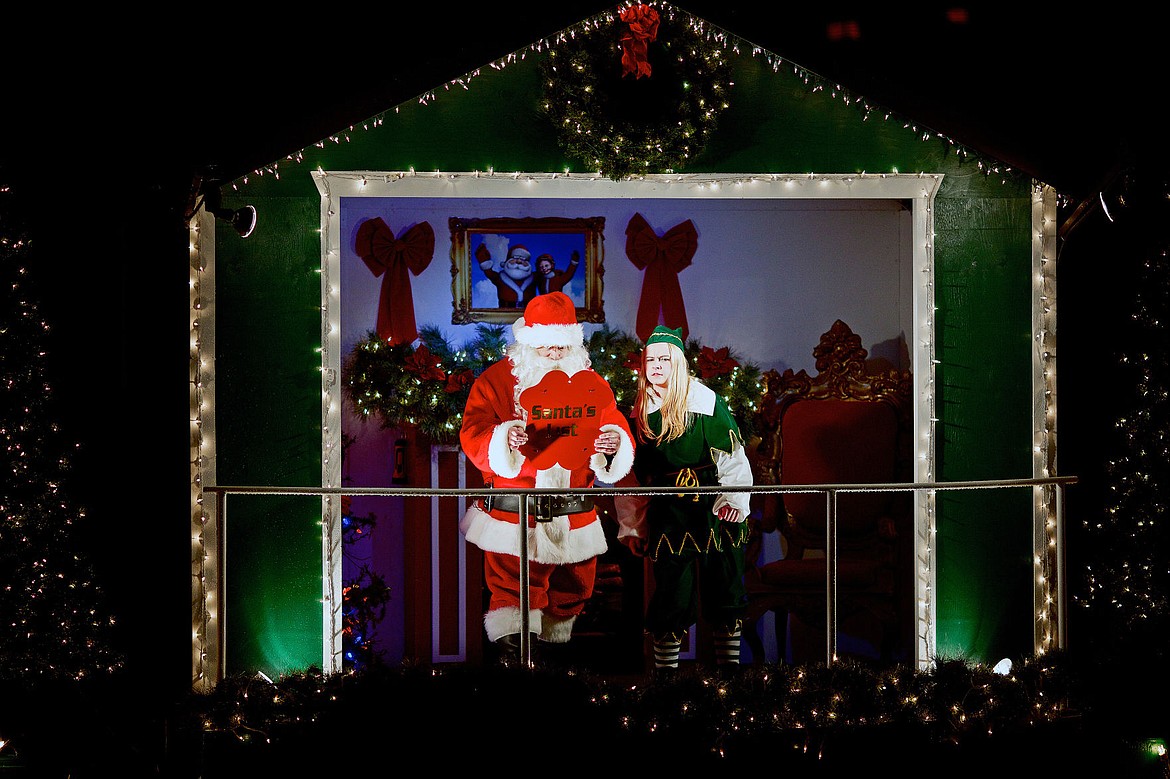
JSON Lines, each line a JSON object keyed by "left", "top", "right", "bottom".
{"left": 512, "top": 291, "right": 583, "bottom": 347}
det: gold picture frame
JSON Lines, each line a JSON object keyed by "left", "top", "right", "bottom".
{"left": 449, "top": 216, "right": 605, "bottom": 324}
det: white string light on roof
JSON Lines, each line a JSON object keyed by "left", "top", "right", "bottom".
{"left": 228, "top": 1, "right": 1038, "bottom": 197}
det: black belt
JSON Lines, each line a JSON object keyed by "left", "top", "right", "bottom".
{"left": 482, "top": 494, "right": 595, "bottom": 522}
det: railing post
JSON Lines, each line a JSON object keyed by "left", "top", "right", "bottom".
{"left": 1055, "top": 482, "right": 1067, "bottom": 649}
{"left": 825, "top": 488, "right": 838, "bottom": 666}
{"left": 517, "top": 493, "right": 533, "bottom": 668}
{"left": 214, "top": 491, "right": 226, "bottom": 682}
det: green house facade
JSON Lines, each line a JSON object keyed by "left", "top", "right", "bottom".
{"left": 188, "top": 3, "right": 1063, "bottom": 689}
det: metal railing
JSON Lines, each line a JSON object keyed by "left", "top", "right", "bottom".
{"left": 205, "top": 475, "right": 1076, "bottom": 668}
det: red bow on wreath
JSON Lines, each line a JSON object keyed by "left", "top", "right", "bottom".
{"left": 625, "top": 212, "right": 698, "bottom": 343}
{"left": 697, "top": 345, "right": 740, "bottom": 379}
{"left": 355, "top": 217, "right": 435, "bottom": 345}
{"left": 619, "top": 3, "right": 660, "bottom": 79}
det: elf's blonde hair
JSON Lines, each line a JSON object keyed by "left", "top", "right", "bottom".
{"left": 634, "top": 341, "right": 693, "bottom": 443}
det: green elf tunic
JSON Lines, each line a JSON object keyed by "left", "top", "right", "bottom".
{"left": 621, "top": 380, "right": 754, "bottom": 639}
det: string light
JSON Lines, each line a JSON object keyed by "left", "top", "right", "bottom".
{"left": 1, "top": 185, "right": 122, "bottom": 683}
{"left": 183, "top": 656, "right": 1079, "bottom": 767}
{"left": 1032, "top": 184, "right": 1061, "bottom": 655}
{"left": 189, "top": 209, "right": 214, "bottom": 690}
{"left": 187, "top": 0, "right": 1079, "bottom": 683}
{"left": 227, "top": 2, "right": 1037, "bottom": 196}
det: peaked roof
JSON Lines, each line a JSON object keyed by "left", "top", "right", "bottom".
{"left": 6, "top": 3, "right": 1160, "bottom": 215}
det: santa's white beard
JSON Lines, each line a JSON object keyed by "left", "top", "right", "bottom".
{"left": 508, "top": 342, "right": 591, "bottom": 417}
{"left": 503, "top": 261, "right": 532, "bottom": 281}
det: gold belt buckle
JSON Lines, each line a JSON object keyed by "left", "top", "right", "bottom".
{"left": 675, "top": 468, "right": 701, "bottom": 502}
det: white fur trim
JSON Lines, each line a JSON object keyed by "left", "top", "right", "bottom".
{"left": 534, "top": 515, "right": 606, "bottom": 564}
{"left": 501, "top": 273, "right": 533, "bottom": 299}
{"left": 536, "top": 516, "right": 569, "bottom": 547}
{"left": 514, "top": 321, "right": 584, "bottom": 347}
{"left": 539, "top": 614, "right": 577, "bottom": 644}
{"left": 484, "top": 606, "right": 542, "bottom": 642}
{"left": 535, "top": 464, "right": 570, "bottom": 489}
{"left": 458, "top": 504, "right": 607, "bottom": 564}
{"left": 488, "top": 421, "right": 525, "bottom": 479}
{"left": 592, "top": 423, "right": 635, "bottom": 483}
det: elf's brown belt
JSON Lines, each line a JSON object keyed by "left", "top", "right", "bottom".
{"left": 482, "top": 494, "right": 595, "bottom": 522}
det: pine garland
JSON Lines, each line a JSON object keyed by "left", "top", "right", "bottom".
{"left": 183, "top": 652, "right": 1089, "bottom": 770}
{"left": 345, "top": 324, "right": 763, "bottom": 443}
{"left": 540, "top": 2, "right": 732, "bottom": 180}
{"left": 346, "top": 324, "right": 508, "bottom": 443}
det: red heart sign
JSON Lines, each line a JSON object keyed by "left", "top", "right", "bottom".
{"left": 518, "top": 370, "right": 616, "bottom": 471}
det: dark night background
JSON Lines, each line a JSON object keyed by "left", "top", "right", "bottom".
{"left": 2, "top": 3, "right": 1166, "bottom": 774}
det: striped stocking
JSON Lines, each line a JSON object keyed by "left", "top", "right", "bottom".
{"left": 713, "top": 625, "right": 742, "bottom": 666}
{"left": 652, "top": 635, "right": 682, "bottom": 669}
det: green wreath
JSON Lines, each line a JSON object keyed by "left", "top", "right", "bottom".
{"left": 540, "top": 6, "right": 732, "bottom": 180}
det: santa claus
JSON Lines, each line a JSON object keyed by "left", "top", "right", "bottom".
{"left": 477, "top": 243, "right": 536, "bottom": 308}
{"left": 459, "top": 292, "right": 635, "bottom": 662}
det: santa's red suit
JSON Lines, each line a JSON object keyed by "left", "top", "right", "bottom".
{"left": 459, "top": 294, "right": 634, "bottom": 645}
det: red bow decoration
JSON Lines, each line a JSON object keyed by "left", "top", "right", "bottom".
{"left": 697, "top": 345, "right": 740, "bottom": 379}
{"left": 355, "top": 217, "right": 435, "bottom": 345}
{"left": 619, "top": 3, "right": 660, "bottom": 79}
{"left": 404, "top": 345, "right": 447, "bottom": 383}
{"left": 625, "top": 212, "right": 698, "bottom": 343}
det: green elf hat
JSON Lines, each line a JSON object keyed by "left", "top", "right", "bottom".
{"left": 645, "top": 325, "right": 685, "bottom": 349}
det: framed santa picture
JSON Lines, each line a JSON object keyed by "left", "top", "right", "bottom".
{"left": 449, "top": 215, "right": 605, "bottom": 324}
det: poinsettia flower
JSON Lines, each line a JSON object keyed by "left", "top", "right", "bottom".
{"left": 697, "top": 345, "right": 739, "bottom": 379}
{"left": 445, "top": 369, "right": 474, "bottom": 394}
{"left": 404, "top": 345, "right": 448, "bottom": 382}
{"left": 623, "top": 350, "right": 643, "bottom": 373}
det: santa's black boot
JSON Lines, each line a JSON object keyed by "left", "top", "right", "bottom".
{"left": 494, "top": 633, "right": 537, "bottom": 668}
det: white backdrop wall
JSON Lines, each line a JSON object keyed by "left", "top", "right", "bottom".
{"left": 337, "top": 191, "right": 913, "bottom": 374}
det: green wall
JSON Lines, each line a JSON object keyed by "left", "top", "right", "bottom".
{"left": 213, "top": 40, "right": 1037, "bottom": 675}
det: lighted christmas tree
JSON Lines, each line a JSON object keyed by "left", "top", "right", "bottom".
{"left": 0, "top": 182, "right": 123, "bottom": 683}
{"left": 341, "top": 494, "right": 391, "bottom": 671}
{"left": 1074, "top": 169, "right": 1170, "bottom": 667}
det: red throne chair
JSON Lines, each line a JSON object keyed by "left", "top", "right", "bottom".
{"left": 744, "top": 320, "right": 914, "bottom": 666}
